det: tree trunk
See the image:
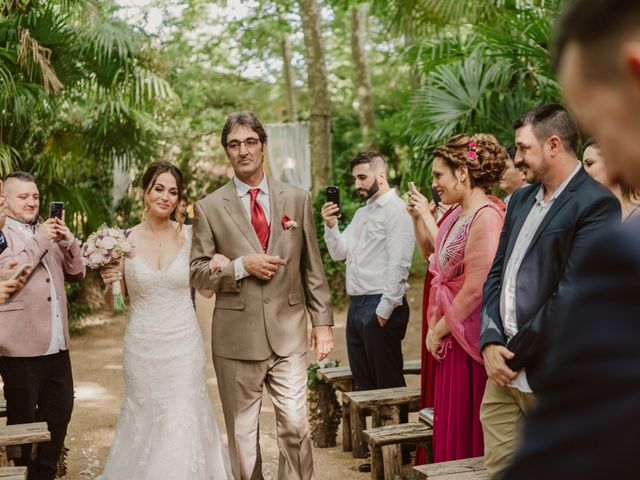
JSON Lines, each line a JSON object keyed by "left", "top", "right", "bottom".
{"left": 308, "top": 382, "right": 341, "bottom": 448}
{"left": 282, "top": 33, "right": 299, "bottom": 122}
{"left": 350, "top": 3, "right": 377, "bottom": 150}
{"left": 298, "top": 0, "right": 332, "bottom": 196}
{"left": 406, "top": 16, "right": 421, "bottom": 91}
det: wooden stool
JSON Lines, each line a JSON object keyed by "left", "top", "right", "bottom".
{"left": 317, "top": 359, "right": 421, "bottom": 453}
{"left": 344, "top": 386, "right": 420, "bottom": 458}
{"left": 363, "top": 422, "right": 433, "bottom": 480}
{"left": 413, "top": 456, "right": 487, "bottom": 479}
{"left": 0, "top": 466, "right": 27, "bottom": 479}
{"left": 0, "top": 423, "right": 50, "bottom": 468}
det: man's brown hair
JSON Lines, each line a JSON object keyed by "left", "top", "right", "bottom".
{"left": 553, "top": 0, "right": 640, "bottom": 81}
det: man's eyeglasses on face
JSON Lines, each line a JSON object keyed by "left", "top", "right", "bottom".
{"left": 226, "top": 138, "right": 261, "bottom": 152}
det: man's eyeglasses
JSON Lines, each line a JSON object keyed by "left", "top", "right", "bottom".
{"left": 226, "top": 138, "right": 261, "bottom": 152}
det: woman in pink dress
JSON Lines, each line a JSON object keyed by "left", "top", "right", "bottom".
{"left": 408, "top": 133, "right": 507, "bottom": 463}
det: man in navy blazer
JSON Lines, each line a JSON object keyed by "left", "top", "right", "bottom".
{"left": 478, "top": 104, "right": 620, "bottom": 478}
{"left": 504, "top": 1, "right": 640, "bottom": 479}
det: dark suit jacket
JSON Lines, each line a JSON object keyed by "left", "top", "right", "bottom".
{"left": 503, "top": 219, "right": 640, "bottom": 479}
{"left": 480, "top": 166, "right": 620, "bottom": 391}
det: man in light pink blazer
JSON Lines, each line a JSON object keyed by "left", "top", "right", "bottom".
{"left": 0, "top": 172, "right": 85, "bottom": 480}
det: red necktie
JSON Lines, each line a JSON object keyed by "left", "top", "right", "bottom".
{"left": 249, "top": 189, "right": 270, "bottom": 252}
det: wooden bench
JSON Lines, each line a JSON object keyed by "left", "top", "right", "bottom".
{"left": 0, "top": 423, "right": 50, "bottom": 468}
{"left": 316, "top": 359, "right": 420, "bottom": 453}
{"left": 343, "top": 385, "right": 420, "bottom": 458}
{"left": 0, "top": 466, "right": 27, "bottom": 479}
{"left": 363, "top": 422, "right": 432, "bottom": 480}
{"left": 317, "top": 359, "right": 421, "bottom": 393}
{"left": 414, "top": 456, "right": 487, "bottom": 479}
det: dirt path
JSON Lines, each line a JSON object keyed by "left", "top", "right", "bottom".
{"left": 64, "top": 287, "right": 424, "bottom": 479}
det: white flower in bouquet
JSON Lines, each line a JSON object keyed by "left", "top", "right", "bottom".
{"left": 82, "top": 225, "right": 135, "bottom": 312}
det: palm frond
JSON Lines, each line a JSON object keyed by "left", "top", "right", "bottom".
{"left": 0, "top": 143, "right": 20, "bottom": 175}
{"left": 17, "top": 27, "right": 64, "bottom": 93}
{"left": 85, "top": 19, "right": 141, "bottom": 66}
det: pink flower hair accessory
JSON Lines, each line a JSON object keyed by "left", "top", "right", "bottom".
{"left": 468, "top": 141, "right": 478, "bottom": 159}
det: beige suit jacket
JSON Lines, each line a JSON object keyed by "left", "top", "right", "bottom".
{"left": 190, "top": 178, "right": 333, "bottom": 361}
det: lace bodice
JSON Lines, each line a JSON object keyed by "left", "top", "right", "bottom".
{"left": 125, "top": 228, "right": 192, "bottom": 325}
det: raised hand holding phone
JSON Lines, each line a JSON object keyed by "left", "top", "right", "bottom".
{"left": 321, "top": 186, "right": 341, "bottom": 228}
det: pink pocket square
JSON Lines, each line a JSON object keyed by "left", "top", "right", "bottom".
{"left": 282, "top": 215, "right": 298, "bottom": 230}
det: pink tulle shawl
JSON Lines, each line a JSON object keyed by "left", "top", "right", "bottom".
{"left": 427, "top": 199, "right": 504, "bottom": 364}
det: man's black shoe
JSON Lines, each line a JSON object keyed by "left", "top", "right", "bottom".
{"left": 358, "top": 463, "right": 372, "bottom": 473}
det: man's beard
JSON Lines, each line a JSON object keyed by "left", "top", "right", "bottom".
{"left": 358, "top": 181, "right": 379, "bottom": 200}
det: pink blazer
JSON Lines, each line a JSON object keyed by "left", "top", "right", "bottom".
{"left": 0, "top": 222, "right": 85, "bottom": 357}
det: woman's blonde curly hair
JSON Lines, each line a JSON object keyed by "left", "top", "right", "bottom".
{"left": 433, "top": 133, "right": 508, "bottom": 193}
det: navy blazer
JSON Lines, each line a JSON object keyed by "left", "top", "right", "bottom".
{"left": 503, "top": 219, "right": 640, "bottom": 479}
{"left": 480, "top": 166, "right": 620, "bottom": 391}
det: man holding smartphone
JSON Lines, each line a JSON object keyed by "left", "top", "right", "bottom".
{"left": 0, "top": 171, "right": 85, "bottom": 480}
{"left": 321, "top": 152, "right": 415, "bottom": 465}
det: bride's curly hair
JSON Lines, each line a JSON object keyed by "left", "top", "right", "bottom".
{"left": 433, "top": 133, "right": 508, "bottom": 193}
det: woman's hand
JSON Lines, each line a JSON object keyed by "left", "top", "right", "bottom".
{"left": 209, "top": 254, "right": 231, "bottom": 274}
{"left": 426, "top": 330, "right": 442, "bottom": 360}
{"left": 100, "top": 264, "right": 122, "bottom": 288}
{"left": 408, "top": 189, "right": 436, "bottom": 222}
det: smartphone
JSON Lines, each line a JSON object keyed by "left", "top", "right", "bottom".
{"left": 325, "top": 186, "right": 341, "bottom": 218}
{"left": 49, "top": 201, "right": 64, "bottom": 219}
{"left": 430, "top": 187, "right": 442, "bottom": 205}
{"left": 408, "top": 182, "right": 417, "bottom": 193}
{"left": 10, "top": 263, "right": 29, "bottom": 280}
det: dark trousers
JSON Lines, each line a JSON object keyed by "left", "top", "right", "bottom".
{"left": 347, "top": 294, "right": 410, "bottom": 391}
{"left": 0, "top": 350, "right": 74, "bottom": 480}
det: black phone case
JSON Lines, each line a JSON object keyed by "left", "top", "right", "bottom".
{"left": 325, "top": 187, "right": 341, "bottom": 217}
{"left": 49, "top": 202, "right": 63, "bottom": 219}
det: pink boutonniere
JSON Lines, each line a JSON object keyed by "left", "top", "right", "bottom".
{"left": 282, "top": 215, "right": 298, "bottom": 230}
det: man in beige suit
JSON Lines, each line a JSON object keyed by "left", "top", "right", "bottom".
{"left": 190, "top": 112, "right": 334, "bottom": 480}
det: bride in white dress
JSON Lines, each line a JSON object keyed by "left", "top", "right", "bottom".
{"left": 98, "top": 161, "right": 233, "bottom": 480}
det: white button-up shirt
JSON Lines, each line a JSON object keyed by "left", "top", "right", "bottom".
{"left": 232, "top": 175, "right": 270, "bottom": 280}
{"left": 7, "top": 218, "right": 68, "bottom": 355}
{"left": 500, "top": 162, "right": 581, "bottom": 392}
{"left": 324, "top": 189, "right": 415, "bottom": 319}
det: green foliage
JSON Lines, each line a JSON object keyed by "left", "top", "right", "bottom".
{"left": 0, "top": 0, "right": 176, "bottom": 237}
{"left": 65, "top": 280, "right": 91, "bottom": 334}
{"left": 307, "top": 358, "right": 340, "bottom": 389}
{"left": 406, "top": 0, "right": 565, "bottom": 189}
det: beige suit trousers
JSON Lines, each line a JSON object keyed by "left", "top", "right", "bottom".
{"left": 480, "top": 381, "right": 536, "bottom": 480}
{"left": 213, "top": 352, "right": 313, "bottom": 480}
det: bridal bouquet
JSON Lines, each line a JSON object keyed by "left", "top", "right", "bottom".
{"left": 82, "top": 225, "right": 135, "bottom": 312}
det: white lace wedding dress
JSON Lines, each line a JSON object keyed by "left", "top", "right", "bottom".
{"left": 97, "top": 228, "right": 233, "bottom": 480}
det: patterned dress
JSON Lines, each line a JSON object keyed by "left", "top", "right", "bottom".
{"left": 426, "top": 202, "right": 504, "bottom": 462}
